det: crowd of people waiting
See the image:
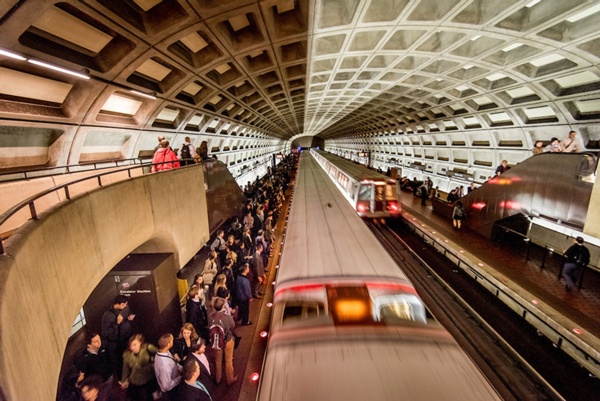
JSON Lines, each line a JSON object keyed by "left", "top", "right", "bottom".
{"left": 64, "top": 153, "right": 298, "bottom": 401}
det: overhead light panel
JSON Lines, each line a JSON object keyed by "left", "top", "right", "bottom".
{"left": 28, "top": 59, "right": 90, "bottom": 79}
{"left": 525, "top": 0, "right": 541, "bottom": 7}
{"left": 567, "top": 4, "right": 600, "bottom": 22}
{"left": 0, "top": 49, "right": 27, "bottom": 61}
{"left": 502, "top": 43, "right": 523, "bottom": 52}
{"left": 486, "top": 72, "right": 506, "bottom": 81}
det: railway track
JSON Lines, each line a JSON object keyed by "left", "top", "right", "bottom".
{"left": 366, "top": 219, "right": 600, "bottom": 401}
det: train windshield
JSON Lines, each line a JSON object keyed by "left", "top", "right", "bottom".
{"left": 278, "top": 282, "right": 427, "bottom": 328}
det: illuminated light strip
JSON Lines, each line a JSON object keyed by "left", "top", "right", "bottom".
{"left": 28, "top": 59, "right": 90, "bottom": 79}
{"left": 567, "top": 4, "right": 600, "bottom": 22}
{"left": 0, "top": 49, "right": 26, "bottom": 61}
{"left": 129, "top": 90, "right": 157, "bottom": 100}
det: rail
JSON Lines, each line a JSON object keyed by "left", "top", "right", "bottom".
{"left": 0, "top": 158, "right": 198, "bottom": 254}
{"left": 0, "top": 157, "right": 150, "bottom": 183}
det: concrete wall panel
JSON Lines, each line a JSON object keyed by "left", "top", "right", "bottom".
{"left": 0, "top": 166, "right": 210, "bottom": 401}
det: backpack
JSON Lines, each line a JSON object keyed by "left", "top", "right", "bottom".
{"left": 181, "top": 143, "right": 191, "bottom": 160}
{"left": 209, "top": 318, "right": 226, "bottom": 350}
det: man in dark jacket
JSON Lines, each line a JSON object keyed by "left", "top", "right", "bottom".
{"left": 176, "top": 359, "right": 211, "bottom": 401}
{"left": 75, "top": 332, "right": 112, "bottom": 385}
{"left": 562, "top": 236, "right": 591, "bottom": 291}
{"left": 100, "top": 295, "right": 135, "bottom": 377}
{"left": 235, "top": 264, "right": 252, "bottom": 326}
{"left": 251, "top": 244, "right": 265, "bottom": 298}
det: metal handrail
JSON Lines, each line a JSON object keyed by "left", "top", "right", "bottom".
{"left": 0, "top": 159, "right": 199, "bottom": 254}
{"left": 0, "top": 157, "right": 150, "bottom": 183}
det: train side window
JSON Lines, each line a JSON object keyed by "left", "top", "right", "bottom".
{"left": 357, "top": 184, "right": 371, "bottom": 201}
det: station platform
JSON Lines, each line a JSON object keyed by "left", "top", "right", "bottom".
{"left": 398, "top": 191, "right": 600, "bottom": 376}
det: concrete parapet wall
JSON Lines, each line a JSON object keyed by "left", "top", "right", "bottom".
{"left": 0, "top": 165, "right": 209, "bottom": 401}
{"left": 0, "top": 167, "right": 145, "bottom": 235}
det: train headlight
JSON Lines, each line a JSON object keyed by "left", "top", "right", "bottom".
{"left": 333, "top": 299, "right": 370, "bottom": 323}
{"left": 357, "top": 204, "right": 367, "bottom": 212}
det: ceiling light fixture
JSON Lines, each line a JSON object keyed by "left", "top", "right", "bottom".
{"left": 567, "top": 4, "right": 600, "bottom": 22}
{"left": 129, "top": 90, "right": 157, "bottom": 100}
{"left": 0, "top": 49, "right": 27, "bottom": 61}
{"left": 502, "top": 43, "right": 523, "bottom": 52}
{"left": 28, "top": 59, "right": 90, "bottom": 79}
{"left": 525, "top": 0, "right": 541, "bottom": 7}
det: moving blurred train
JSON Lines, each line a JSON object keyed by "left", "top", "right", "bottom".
{"left": 311, "top": 148, "right": 401, "bottom": 218}
{"left": 256, "top": 151, "right": 501, "bottom": 401}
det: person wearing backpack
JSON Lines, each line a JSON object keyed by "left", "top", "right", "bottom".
{"left": 177, "top": 137, "right": 197, "bottom": 166}
{"left": 452, "top": 200, "right": 465, "bottom": 230}
{"left": 208, "top": 298, "right": 237, "bottom": 386}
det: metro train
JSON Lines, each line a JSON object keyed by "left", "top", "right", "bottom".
{"left": 256, "top": 151, "right": 501, "bottom": 401}
{"left": 310, "top": 148, "right": 401, "bottom": 218}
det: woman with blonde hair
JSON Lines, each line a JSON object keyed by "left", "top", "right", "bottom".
{"left": 212, "top": 274, "right": 228, "bottom": 302}
{"left": 172, "top": 323, "right": 200, "bottom": 362}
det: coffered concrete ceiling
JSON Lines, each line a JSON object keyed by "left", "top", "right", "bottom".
{"left": 0, "top": 0, "right": 600, "bottom": 145}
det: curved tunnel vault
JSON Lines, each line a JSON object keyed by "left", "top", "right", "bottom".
{"left": 0, "top": 0, "right": 599, "bottom": 179}
{"left": 1, "top": 1, "right": 600, "bottom": 399}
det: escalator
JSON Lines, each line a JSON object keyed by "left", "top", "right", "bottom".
{"left": 459, "top": 152, "right": 597, "bottom": 238}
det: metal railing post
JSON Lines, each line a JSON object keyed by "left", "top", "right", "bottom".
{"left": 28, "top": 202, "right": 38, "bottom": 220}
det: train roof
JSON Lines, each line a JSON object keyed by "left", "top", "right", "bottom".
{"left": 258, "top": 326, "right": 500, "bottom": 401}
{"left": 276, "top": 152, "right": 408, "bottom": 285}
{"left": 312, "top": 149, "right": 394, "bottom": 182}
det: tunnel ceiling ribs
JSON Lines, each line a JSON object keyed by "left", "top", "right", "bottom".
{"left": 0, "top": 0, "right": 600, "bottom": 144}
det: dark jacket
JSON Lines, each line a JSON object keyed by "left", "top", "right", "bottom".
{"left": 186, "top": 298, "right": 208, "bottom": 335}
{"left": 251, "top": 251, "right": 265, "bottom": 276}
{"left": 100, "top": 307, "right": 132, "bottom": 343}
{"left": 172, "top": 338, "right": 193, "bottom": 362}
{"left": 175, "top": 381, "right": 211, "bottom": 401}
{"left": 75, "top": 347, "right": 112, "bottom": 381}
{"left": 235, "top": 275, "right": 252, "bottom": 302}
{"left": 565, "top": 244, "right": 591, "bottom": 266}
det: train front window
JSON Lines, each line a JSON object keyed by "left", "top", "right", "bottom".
{"left": 282, "top": 302, "right": 325, "bottom": 324}
{"left": 357, "top": 184, "right": 371, "bottom": 201}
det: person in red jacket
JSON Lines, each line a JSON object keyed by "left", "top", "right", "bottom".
{"left": 152, "top": 140, "right": 180, "bottom": 172}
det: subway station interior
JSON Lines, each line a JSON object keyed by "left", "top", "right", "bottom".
{"left": 1, "top": 0, "right": 600, "bottom": 400}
